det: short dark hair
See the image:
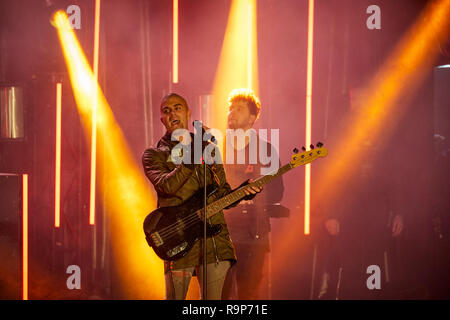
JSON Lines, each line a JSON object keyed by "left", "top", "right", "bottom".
{"left": 228, "top": 88, "right": 261, "bottom": 120}
{"left": 160, "top": 93, "right": 188, "bottom": 109}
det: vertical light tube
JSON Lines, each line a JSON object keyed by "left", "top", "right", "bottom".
{"left": 90, "top": 0, "right": 101, "bottom": 225}
{"left": 304, "top": 0, "right": 314, "bottom": 235}
{"left": 93, "top": 0, "right": 100, "bottom": 79}
{"left": 55, "top": 83, "right": 62, "bottom": 228}
{"left": 22, "top": 174, "right": 28, "bottom": 300}
{"left": 247, "top": 2, "right": 252, "bottom": 89}
{"left": 173, "top": 0, "right": 179, "bottom": 83}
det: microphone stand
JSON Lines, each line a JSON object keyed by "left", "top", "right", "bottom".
{"left": 194, "top": 120, "right": 214, "bottom": 300}
{"left": 202, "top": 153, "right": 207, "bottom": 300}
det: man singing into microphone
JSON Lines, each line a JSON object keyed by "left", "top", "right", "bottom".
{"left": 142, "top": 93, "right": 261, "bottom": 300}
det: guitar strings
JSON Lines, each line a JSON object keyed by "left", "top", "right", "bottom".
{"left": 156, "top": 190, "right": 246, "bottom": 240}
{"left": 155, "top": 174, "right": 276, "bottom": 240}
{"left": 157, "top": 211, "right": 200, "bottom": 238}
{"left": 152, "top": 159, "right": 304, "bottom": 241}
{"left": 157, "top": 194, "right": 234, "bottom": 239}
{"left": 155, "top": 187, "right": 243, "bottom": 237}
{"left": 156, "top": 177, "right": 272, "bottom": 240}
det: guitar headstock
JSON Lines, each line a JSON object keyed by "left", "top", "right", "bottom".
{"left": 290, "top": 142, "right": 328, "bottom": 168}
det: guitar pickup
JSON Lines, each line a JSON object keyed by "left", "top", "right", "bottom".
{"left": 167, "top": 241, "right": 188, "bottom": 257}
{"left": 150, "top": 232, "right": 164, "bottom": 247}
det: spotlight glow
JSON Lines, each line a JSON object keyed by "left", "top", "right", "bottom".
{"left": 277, "top": 0, "right": 450, "bottom": 262}
{"left": 53, "top": 11, "right": 163, "bottom": 299}
{"left": 211, "top": 0, "right": 259, "bottom": 145}
{"left": 314, "top": 0, "right": 450, "bottom": 206}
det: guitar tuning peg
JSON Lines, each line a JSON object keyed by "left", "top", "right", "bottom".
{"left": 316, "top": 142, "right": 323, "bottom": 148}
{"left": 310, "top": 144, "right": 315, "bottom": 149}
{"left": 293, "top": 148, "right": 299, "bottom": 154}
{"left": 301, "top": 146, "right": 306, "bottom": 151}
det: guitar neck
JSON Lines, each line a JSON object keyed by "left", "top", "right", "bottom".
{"left": 204, "top": 163, "right": 293, "bottom": 219}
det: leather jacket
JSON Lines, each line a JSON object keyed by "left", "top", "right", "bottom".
{"left": 142, "top": 132, "right": 237, "bottom": 272}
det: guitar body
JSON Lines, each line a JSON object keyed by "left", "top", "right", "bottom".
{"left": 143, "top": 186, "right": 222, "bottom": 261}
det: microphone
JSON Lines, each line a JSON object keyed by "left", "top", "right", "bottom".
{"left": 193, "top": 120, "right": 217, "bottom": 144}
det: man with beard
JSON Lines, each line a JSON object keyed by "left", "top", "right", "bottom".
{"left": 222, "top": 89, "right": 286, "bottom": 299}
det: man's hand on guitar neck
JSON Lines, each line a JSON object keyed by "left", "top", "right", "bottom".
{"left": 241, "top": 179, "right": 263, "bottom": 199}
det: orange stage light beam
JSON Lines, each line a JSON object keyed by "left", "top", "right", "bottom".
{"left": 312, "top": 0, "right": 450, "bottom": 207}
{"left": 173, "top": 0, "right": 179, "bottom": 83}
{"left": 22, "top": 174, "right": 28, "bottom": 300}
{"left": 276, "top": 0, "right": 450, "bottom": 261}
{"left": 247, "top": 2, "right": 253, "bottom": 89}
{"left": 55, "top": 83, "right": 62, "bottom": 228}
{"left": 53, "top": 11, "right": 163, "bottom": 298}
{"left": 211, "top": 0, "right": 259, "bottom": 144}
{"left": 304, "top": 0, "right": 314, "bottom": 235}
{"left": 89, "top": 0, "right": 101, "bottom": 225}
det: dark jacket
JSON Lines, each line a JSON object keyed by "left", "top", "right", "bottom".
{"left": 142, "top": 132, "right": 237, "bottom": 271}
{"left": 224, "top": 137, "right": 285, "bottom": 251}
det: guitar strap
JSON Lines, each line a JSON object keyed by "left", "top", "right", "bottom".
{"left": 210, "top": 164, "right": 221, "bottom": 187}
{"left": 193, "top": 163, "right": 221, "bottom": 189}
